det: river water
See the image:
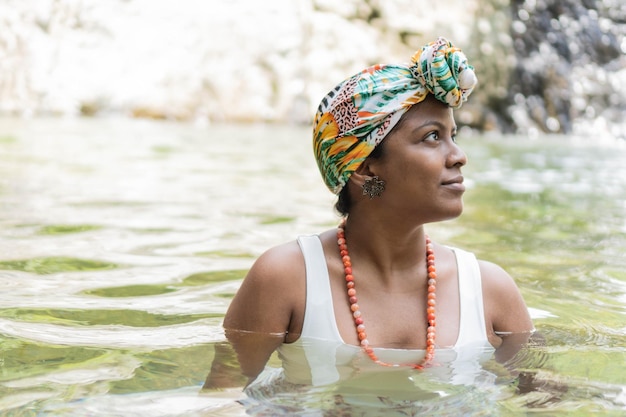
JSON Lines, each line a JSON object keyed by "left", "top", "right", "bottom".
{"left": 0, "top": 118, "right": 624, "bottom": 416}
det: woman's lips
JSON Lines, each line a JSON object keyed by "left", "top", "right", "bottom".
{"left": 441, "top": 176, "right": 465, "bottom": 192}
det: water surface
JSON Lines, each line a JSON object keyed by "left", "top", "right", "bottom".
{"left": 0, "top": 119, "right": 624, "bottom": 416}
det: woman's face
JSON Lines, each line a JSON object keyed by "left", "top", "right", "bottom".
{"left": 369, "top": 94, "right": 468, "bottom": 222}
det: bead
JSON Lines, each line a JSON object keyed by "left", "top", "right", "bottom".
{"left": 337, "top": 223, "right": 436, "bottom": 369}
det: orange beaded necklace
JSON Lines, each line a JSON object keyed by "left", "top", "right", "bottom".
{"left": 336, "top": 219, "right": 437, "bottom": 369}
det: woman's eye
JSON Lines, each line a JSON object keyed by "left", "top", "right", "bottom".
{"left": 424, "top": 131, "right": 439, "bottom": 142}
{"left": 452, "top": 133, "right": 458, "bottom": 143}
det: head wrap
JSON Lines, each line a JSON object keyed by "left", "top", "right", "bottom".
{"left": 313, "top": 37, "right": 477, "bottom": 194}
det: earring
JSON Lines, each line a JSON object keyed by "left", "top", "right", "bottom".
{"left": 362, "top": 176, "right": 386, "bottom": 199}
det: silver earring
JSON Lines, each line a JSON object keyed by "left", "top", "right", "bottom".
{"left": 362, "top": 176, "right": 386, "bottom": 199}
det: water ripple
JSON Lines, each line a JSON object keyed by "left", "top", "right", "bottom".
{"left": 1, "top": 120, "right": 624, "bottom": 415}
{"left": 0, "top": 257, "right": 118, "bottom": 274}
{"left": 0, "top": 318, "right": 224, "bottom": 350}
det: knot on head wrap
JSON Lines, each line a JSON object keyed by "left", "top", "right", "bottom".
{"left": 409, "top": 37, "right": 477, "bottom": 109}
{"left": 313, "top": 37, "right": 477, "bottom": 195}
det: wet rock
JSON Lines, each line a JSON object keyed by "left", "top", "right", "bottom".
{"left": 0, "top": 0, "right": 623, "bottom": 138}
{"left": 504, "top": 0, "right": 626, "bottom": 136}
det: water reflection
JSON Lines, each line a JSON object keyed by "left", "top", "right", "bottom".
{"left": 203, "top": 331, "right": 545, "bottom": 416}
{"left": 0, "top": 119, "right": 624, "bottom": 415}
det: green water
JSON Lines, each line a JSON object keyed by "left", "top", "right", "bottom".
{"left": 0, "top": 119, "right": 624, "bottom": 416}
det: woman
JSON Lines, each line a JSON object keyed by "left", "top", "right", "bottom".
{"left": 221, "top": 37, "right": 534, "bottom": 389}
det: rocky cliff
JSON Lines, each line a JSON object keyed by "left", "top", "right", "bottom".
{"left": 1, "top": 0, "right": 624, "bottom": 137}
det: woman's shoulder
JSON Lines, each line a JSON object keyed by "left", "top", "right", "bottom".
{"left": 475, "top": 258, "right": 524, "bottom": 307}
{"left": 476, "top": 259, "right": 516, "bottom": 291}
{"left": 248, "top": 239, "right": 306, "bottom": 284}
{"left": 247, "top": 229, "right": 335, "bottom": 282}
{"left": 475, "top": 258, "right": 534, "bottom": 334}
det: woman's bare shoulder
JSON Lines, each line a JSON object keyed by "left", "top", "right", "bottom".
{"left": 247, "top": 239, "right": 306, "bottom": 284}
{"left": 223, "top": 239, "right": 307, "bottom": 333}
{"left": 478, "top": 259, "right": 515, "bottom": 289}
{"left": 251, "top": 231, "right": 336, "bottom": 282}
{"left": 478, "top": 259, "right": 533, "bottom": 333}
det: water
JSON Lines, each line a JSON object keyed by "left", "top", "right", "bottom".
{"left": 0, "top": 118, "right": 624, "bottom": 416}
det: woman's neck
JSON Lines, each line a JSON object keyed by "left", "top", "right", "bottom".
{"left": 341, "top": 211, "right": 428, "bottom": 277}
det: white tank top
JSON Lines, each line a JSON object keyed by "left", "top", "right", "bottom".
{"left": 276, "top": 234, "right": 494, "bottom": 386}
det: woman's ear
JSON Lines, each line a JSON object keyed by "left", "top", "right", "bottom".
{"left": 350, "top": 160, "right": 376, "bottom": 188}
{"left": 350, "top": 160, "right": 387, "bottom": 200}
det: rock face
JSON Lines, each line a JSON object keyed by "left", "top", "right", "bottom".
{"left": 505, "top": 0, "right": 626, "bottom": 136}
{"left": 0, "top": 0, "right": 624, "bottom": 137}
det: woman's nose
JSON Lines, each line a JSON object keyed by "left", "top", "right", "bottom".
{"left": 447, "top": 141, "right": 467, "bottom": 167}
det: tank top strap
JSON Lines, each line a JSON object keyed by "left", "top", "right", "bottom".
{"left": 451, "top": 247, "right": 489, "bottom": 347}
{"left": 296, "top": 235, "right": 343, "bottom": 341}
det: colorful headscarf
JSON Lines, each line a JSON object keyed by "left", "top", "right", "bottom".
{"left": 313, "top": 37, "right": 477, "bottom": 194}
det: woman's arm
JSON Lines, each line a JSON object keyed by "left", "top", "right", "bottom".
{"left": 479, "top": 260, "right": 534, "bottom": 363}
{"left": 221, "top": 242, "right": 305, "bottom": 384}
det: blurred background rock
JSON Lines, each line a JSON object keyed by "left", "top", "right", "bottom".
{"left": 0, "top": 0, "right": 624, "bottom": 138}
